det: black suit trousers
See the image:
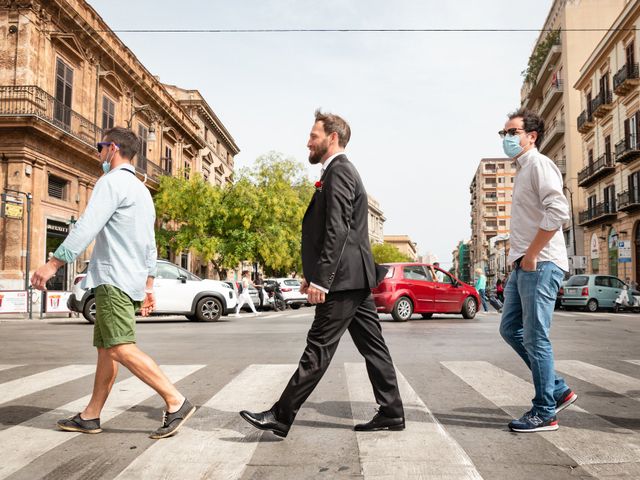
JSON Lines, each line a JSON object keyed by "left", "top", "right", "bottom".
{"left": 273, "top": 289, "right": 404, "bottom": 425}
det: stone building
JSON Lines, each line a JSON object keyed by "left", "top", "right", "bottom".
{"left": 367, "top": 195, "right": 385, "bottom": 245}
{"left": 383, "top": 234, "right": 417, "bottom": 261}
{"left": 0, "top": 0, "right": 238, "bottom": 290}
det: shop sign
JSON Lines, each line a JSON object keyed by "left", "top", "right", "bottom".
{"left": 0, "top": 291, "right": 28, "bottom": 313}
{"left": 44, "top": 291, "right": 73, "bottom": 313}
{"left": 1, "top": 194, "right": 24, "bottom": 219}
{"left": 590, "top": 234, "right": 600, "bottom": 259}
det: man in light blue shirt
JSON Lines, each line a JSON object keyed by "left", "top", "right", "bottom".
{"left": 31, "top": 127, "right": 195, "bottom": 439}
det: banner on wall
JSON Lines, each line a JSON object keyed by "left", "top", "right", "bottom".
{"left": 0, "top": 291, "right": 28, "bottom": 314}
{"left": 44, "top": 291, "right": 73, "bottom": 313}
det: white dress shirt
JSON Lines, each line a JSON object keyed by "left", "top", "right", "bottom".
{"left": 507, "top": 148, "right": 570, "bottom": 272}
{"left": 310, "top": 151, "right": 345, "bottom": 294}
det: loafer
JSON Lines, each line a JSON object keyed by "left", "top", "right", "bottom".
{"left": 354, "top": 410, "right": 405, "bottom": 432}
{"left": 556, "top": 388, "right": 577, "bottom": 414}
{"left": 149, "top": 399, "right": 196, "bottom": 439}
{"left": 57, "top": 413, "right": 102, "bottom": 434}
{"left": 239, "top": 409, "right": 290, "bottom": 438}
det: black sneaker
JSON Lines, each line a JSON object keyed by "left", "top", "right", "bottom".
{"left": 508, "top": 411, "right": 558, "bottom": 433}
{"left": 149, "top": 399, "right": 196, "bottom": 439}
{"left": 555, "top": 388, "right": 577, "bottom": 414}
{"left": 57, "top": 413, "right": 102, "bottom": 434}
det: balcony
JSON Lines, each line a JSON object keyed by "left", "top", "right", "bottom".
{"left": 554, "top": 156, "right": 567, "bottom": 175}
{"left": 613, "top": 63, "right": 640, "bottom": 96}
{"left": 0, "top": 85, "right": 102, "bottom": 149}
{"left": 617, "top": 189, "right": 640, "bottom": 212}
{"left": 484, "top": 195, "right": 498, "bottom": 204}
{"left": 540, "top": 119, "right": 565, "bottom": 153}
{"left": 523, "top": 37, "right": 562, "bottom": 104}
{"left": 577, "top": 153, "right": 615, "bottom": 187}
{"left": 591, "top": 91, "right": 614, "bottom": 118}
{"left": 615, "top": 138, "right": 640, "bottom": 164}
{"left": 578, "top": 201, "right": 617, "bottom": 226}
{"left": 539, "top": 80, "right": 564, "bottom": 118}
{"left": 577, "top": 110, "right": 594, "bottom": 134}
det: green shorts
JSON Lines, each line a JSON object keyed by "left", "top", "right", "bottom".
{"left": 93, "top": 285, "right": 141, "bottom": 349}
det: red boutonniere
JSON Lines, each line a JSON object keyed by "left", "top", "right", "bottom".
{"left": 314, "top": 180, "right": 323, "bottom": 192}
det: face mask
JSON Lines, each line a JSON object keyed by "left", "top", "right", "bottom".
{"left": 101, "top": 149, "right": 115, "bottom": 174}
{"left": 502, "top": 134, "right": 523, "bottom": 158}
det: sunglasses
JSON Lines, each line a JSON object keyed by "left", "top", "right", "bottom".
{"left": 498, "top": 128, "right": 526, "bottom": 138}
{"left": 96, "top": 142, "right": 119, "bottom": 153}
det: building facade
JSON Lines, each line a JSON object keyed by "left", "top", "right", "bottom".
{"left": 383, "top": 235, "right": 417, "bottom": 261}
{"left": 451, "top": 240, "right": 471, "bottom": 283}
{"left": 367, "top": 195, "right": 385, "bottom": 245}
{"left": 520, "top": 0, "right": 627, "bottom": 274}
{"left": 574, "top": 0, "right": 640, "bottom": 282}
{"left": 469, "top": 158, "right": 514, "bottom": 273}
{"left": 0, "top": 0, "right": 237, "bottom": 290}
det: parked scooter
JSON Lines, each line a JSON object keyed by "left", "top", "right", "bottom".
{"left": 263, "top": 282, "right": 286, "bottom": 311}
{"left": 613, "top": 286, "right": 640, "bottom": 313}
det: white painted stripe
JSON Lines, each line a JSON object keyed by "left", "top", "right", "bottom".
{"left": 114, "top": 364, "right": 295, "bottom": 480}
{"left": 289, "top": 313, "right": 308, "bottom": 319}
{"left": 0, "top": 364, "right": 204, "bottom": 480}
{"left": 443, "top": 361, "right": 640, "bottom": 478}
{"left": 345, "top": 363, "right": 483, "bottom": 480}
{"left": 0, "top": 365, "right": 23, "bottom": 373}
{"left": 0, "top": 365, "right": 95, "bottom": 405}
{"left": 626, "top": 360, "right": 640, "bottom": 366}
{"left": 556, "top": 360, "right": 640, "bottom": 399}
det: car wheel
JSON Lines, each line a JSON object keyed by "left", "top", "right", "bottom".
{"left": 290, "top": 304, "right": 301, "bottom": 310}
{"left": 391, "top": 296, "right": 413, "bottom": 322}
{"left": 195, "top": 297, "right": 222, "bottom": 322}
{"left": 585, "top": 299, "right": 598, "bottom": 312}
{"left": 421, "top": 313, "right": 433, "bottom": 319}
{"left": 82, "top": 297, "right": 96, "bottom": 324}
{"left": 461, "top": 297, "right": 477, "bottom": 319}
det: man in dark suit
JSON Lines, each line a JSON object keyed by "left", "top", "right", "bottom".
{"left": 240, "top": 110, "right": 404, "bottom": 437}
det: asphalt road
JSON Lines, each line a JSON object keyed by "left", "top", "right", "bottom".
{"left": 0, "top": 306, "right": 639, "bottom": 479}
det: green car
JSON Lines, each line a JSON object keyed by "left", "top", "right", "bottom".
{"left": 561, "top": 274, "right": 640, "bottom": 312}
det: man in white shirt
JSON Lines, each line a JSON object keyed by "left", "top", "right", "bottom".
{"left": 498, "top": 109, "right": 577, "bottom": 433}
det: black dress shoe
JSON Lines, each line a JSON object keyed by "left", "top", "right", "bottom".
{"left": 239, "top": 409, "right": 290, "bottom": 438}
{"left": 354, "top": 410, "right": 405, "bottom": 432}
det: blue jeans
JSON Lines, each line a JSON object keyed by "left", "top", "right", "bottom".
{"left": 478, "top": 289, "right": 489, "bottom": 312}
{"left": 499, "top": 261, "right": 568, "bottom": 419}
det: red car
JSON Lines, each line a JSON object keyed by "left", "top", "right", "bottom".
{"left": 372, "top": 263, "right": 480, "bottom": 321}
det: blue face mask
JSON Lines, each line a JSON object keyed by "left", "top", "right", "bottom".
{"left": 101, "top": 160, "right": 111, "bottom": 174}
{"left": 502, "top": 134, "right": 523, "bottom": 158}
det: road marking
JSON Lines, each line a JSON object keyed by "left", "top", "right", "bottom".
{"left": 0, "top": 364, "right": 95, "bottom": 405}
{"left": 0, "top": 364, "right": 23, "bottom": 373}
{"left": 626, "top": 360, "right": 640, "bottom": 366}
{"left": 443, "top": 361, "right": 640, "bottom": 478}
{"left": 114, "top": 364, "right": 295, "bottom": 480}
{"left": 289, "top": 313, "right": 309, "bottom": 319}
{"left": 556, "top": 360, "right": 640, "bottom": 400}
{"left": 0, "top": 364, "right": 204, "bottom": 480}
{"left": 345, "top": 363, "right": 483, "bottom": 480}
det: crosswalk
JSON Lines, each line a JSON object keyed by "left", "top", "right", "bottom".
{"left": 0, "top": 360, "right": 639, "bottom": 479}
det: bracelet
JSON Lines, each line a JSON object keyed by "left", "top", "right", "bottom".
{"left": 144, "top": 288, "right": 154, "bottom": 294}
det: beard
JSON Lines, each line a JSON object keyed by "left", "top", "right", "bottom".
{"left": 308, "top": 139, "right": 329, "bottom": 165}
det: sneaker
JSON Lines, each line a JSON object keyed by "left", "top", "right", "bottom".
{"left": 509, "top": 411, "right": 558, "bottom": 433}
{"left": 57, "top": 413, "right": 102, "bottom": 434}
{"left": 556, "top": 388, "right": 578, "bottom": 413}
{"left": 233, "top": 313, "right": 241, "bottom": 317}
{"left": 149, "top": 399, "right": 196, "bottom": 439}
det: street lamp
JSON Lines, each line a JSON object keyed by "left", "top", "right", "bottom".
{"left": 126, "top": 105, "right": 157, "bottom": 143}
{"left": 563, "top": 185, "right": 577, "bottom": 257}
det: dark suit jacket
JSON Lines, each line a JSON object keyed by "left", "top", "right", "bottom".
{"left": 301, "top": 154, "right": 377, "bottom": 292}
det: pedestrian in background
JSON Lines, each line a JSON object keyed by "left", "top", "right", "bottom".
{"left": 474, "top": 268, "right": 489, "bottom": 312}
{"left": 31, "top": 127, "right": 195, "bottom": 439}
{"left": 498, "top": 109, "right": 577, "bottom": 433}
{"left": 496, "top": 278, "right": 505, "bottom": 303}
{"left": 235, "top": 270, "right": 259, "bottom": 316}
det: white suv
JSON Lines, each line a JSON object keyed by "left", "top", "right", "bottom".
{"left": 68, "top": 260, "right": 237, "bottom": 323}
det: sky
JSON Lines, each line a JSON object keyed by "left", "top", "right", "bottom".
{"left": 92, "top": 0, "right": 554, "bottom": 267}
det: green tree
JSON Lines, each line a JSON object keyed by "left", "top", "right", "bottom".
{"left": 371, "top": 242, "right": 411, "bottom": 264}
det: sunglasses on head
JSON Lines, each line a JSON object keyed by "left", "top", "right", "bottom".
{"left": 96, "top": 142, "right": 119, "bottom": 153}
{"left": 498, "top": 128, "right": 526, "bottom": 138}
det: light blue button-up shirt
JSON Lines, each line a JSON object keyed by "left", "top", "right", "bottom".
{"left": 54, "top": 163, "right": 157, "bottom": 301}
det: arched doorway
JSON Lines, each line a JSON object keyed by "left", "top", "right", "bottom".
{"left": 608, "top": 227, "right": 618, "bottom": 277}
{"left": 635, "top": 221, "right": 640, "bottom": 283}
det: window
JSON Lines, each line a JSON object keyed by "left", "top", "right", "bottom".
{"left": 498, "top": 206, "right": 505, "bottom": 211}
{"left": 586, "top": 91, "right": 593, "bottom": 116}
{"left": 624, "top": 113, "right": 640, "bottom": 150}
{"left": 603, "top": 185, "right": 616, "bottom": 211}
{"left": 567, "top": 276, "right": 588, "bottom": 286}
{"left": 183, "top": 160, "right": 191, "bottom": 180}
{"left": 609, "top": 277, "right": 625, "bottom": 289}
{"left": 498, "top": 163, "right": 504, "bottom": 169}
{"left": 499, "top": 220, "right": 506, "bottom": 226}
{"left": 498, "top": 178, "right": 504, "bottom": 183}
{"left": 626, "top": 41, "right": 635, "bottom": 69}
{"left": 588, "top": 149, "right": 594, "bottom": 165}
{"left": 402, "top": 265, "right": 429, "bottom": 281}
{"left": 156, "top": 263, "right": 181, "bottom": 280}
{"left": 595, "top": 276, "right": 608, "bottom": 287}
{"left": 102, "top": 96, "right": 115, "bottom": 130}
{"left": 604, "top": 135, "right": 611, "bottom": 162}
{"left": 163, "top": 146, "right": 173, "bottom": 173}
{"left": 600, "top": 72, "right": 610, "bottom": 99}
{"left": 47, "top": 175, "right": 67, "bottom": 200}
{"left": 629, "top": 171, "right": 640, "bottom": 199}
{"left": 180, "top": 252, "right": 189, "bottom": 270}
{"left": 485, "top": 163, "right": 496, "bottom": 171}
{"left": 54, "top": 58, "right": 73, "bottom": 127}
{"left": 137, "top": 124, "right": 148, "bottom": 170}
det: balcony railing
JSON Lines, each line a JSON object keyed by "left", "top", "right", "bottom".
{"left": 578, "top": 201, "right": 617, "bottom": 226}
{"left": 615, "top": 138, "right": 640, "bottom": 164}
{"left": 613, "top": 63, "right": 640, "bottom": 95}
{"left": 591, "top": 90, "right": 613, "bottom": 118}
{"left": 617, "top": 189, "right": 640, "bottom": 212}
{"left": 0, "top": 85, "right": 101, "bottom": 148}
{"left": 554, "top": 156, "right": 567, "bottom": 175}
{"left": 539, "top": 80, "right": 564, "bottom": 117}
{"left": 577, "top": 110, "right": 594, "bottom": 134}
{"left": 577, "top": 153, "right": 615, "bottom": 187}
{"left": 540, "top": 119, "right": 565, "bottom": 153}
